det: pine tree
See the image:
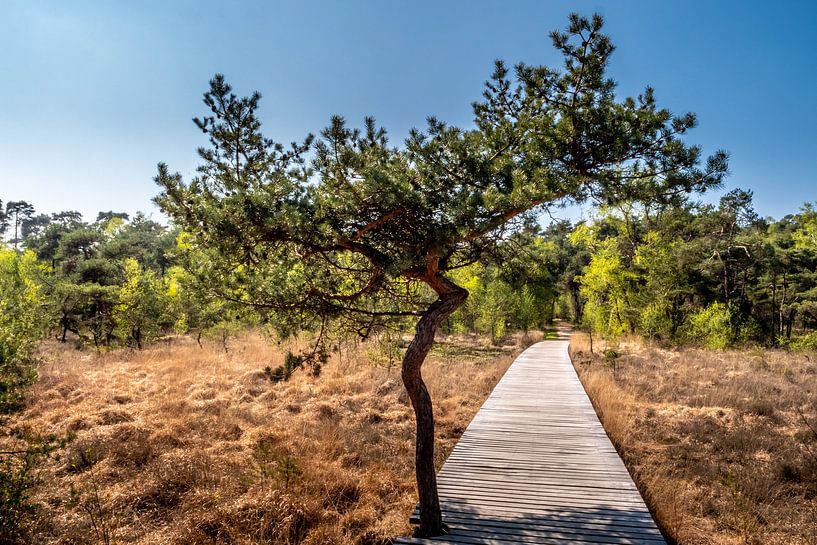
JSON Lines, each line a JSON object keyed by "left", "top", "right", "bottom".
{"left": 155, "top": 13, "right": 727, "bottom": 536}
{"left": 5, "top": 201, "right": 35, "bottom": 250}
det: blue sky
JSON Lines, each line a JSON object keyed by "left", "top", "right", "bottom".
{"left": 1, "top": 1, "right": 815, "bottom": 223}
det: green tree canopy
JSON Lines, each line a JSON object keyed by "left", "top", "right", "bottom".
{"left": 155, "top": 13, "right": 727, "bottom": 536}
{"left": 5, "top": 201, "right": 35, "bottom": 250}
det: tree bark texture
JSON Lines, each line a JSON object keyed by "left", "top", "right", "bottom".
{"left": 401, "top": 275, "right": 468, "bottom": 537}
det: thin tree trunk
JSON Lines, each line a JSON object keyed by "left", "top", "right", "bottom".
{"left": 786, "top": 309, "right": 794, "bottom": 339}
{"left": 780, "top": 274, "right": 788, "bottom": 338}
{"left": 770, "top": 279, "right": 777, "bottom": 345}
{"left": 571, "top": 286, "right": 582, "bottom": 324}
{"left": 402, "top": 275, "right": 467, "bottom": 537}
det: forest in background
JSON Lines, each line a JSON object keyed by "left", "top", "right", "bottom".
{"left": 3, "top": 187, "right": 817, "bottom": 364}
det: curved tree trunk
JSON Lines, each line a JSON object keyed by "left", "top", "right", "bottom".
{"left": 402, "top": 275, "right": 468, "bottom": 537}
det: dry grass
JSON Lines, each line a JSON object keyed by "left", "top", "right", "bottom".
{"left": 570, "top": 332, "right": 817, "bottom": 545}
{"left": 7, "top": 330, "right": 530, "bottom": 545}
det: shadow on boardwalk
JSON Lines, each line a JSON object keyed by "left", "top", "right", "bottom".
{"left": 403, "top": 502, "right": 665, "bottom": 544}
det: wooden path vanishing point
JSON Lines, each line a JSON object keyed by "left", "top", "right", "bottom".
{"left": 396, "top": 331, "right": 666, "bottom": 545}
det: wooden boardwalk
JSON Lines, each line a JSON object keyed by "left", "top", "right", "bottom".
{"left": 396, "top": 333, "right": 666, "bottom": 545}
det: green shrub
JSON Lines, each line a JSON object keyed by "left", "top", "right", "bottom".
{"left": 603, "top": 348, "right": 620, "bottom": 360}
{"left": 0, "top": 248, "right": 53, "bottom": 543}
{"left": 639, "top": 302, "right": 673, "bottom": 341}
{"left": 789, "top": 331, "right": 817, "bottom": 352}
{"left": 686, "top": 302, "right": 733, "bottom": 349}
{"left": 736, "top": 317, "right": 763, "bottom": 345}
{"left": 0, "top": 250, "right": 47, "bottom": 413}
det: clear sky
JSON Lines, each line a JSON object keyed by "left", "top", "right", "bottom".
{"left": 1, "top": 0, "right": 815, "bottom": 223}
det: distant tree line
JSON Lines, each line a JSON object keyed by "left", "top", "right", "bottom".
{"left": 0, "top": 199, "right": 253, "bottom": 352}
{"left": 3, "top": 192, "right": 817, "bottom": 356}
{"left": 0, "top": 198, "right": 557, "bottom": 351}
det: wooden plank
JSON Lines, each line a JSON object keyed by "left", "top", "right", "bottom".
{"left": 400, "top": 524, "right": 666, "bottom": 544}
{"left": 398, "top": 337, "right": 666, "bottom": 544}
{"left": 434, "top": 514, "right": 664, "bottom": 537}
{"left": 409, "top": 508, "right": 663, "bottom": 534}
{"left": 417, "top": 501, "right": 657, "bottom": 523}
